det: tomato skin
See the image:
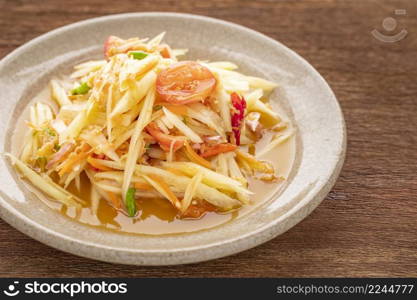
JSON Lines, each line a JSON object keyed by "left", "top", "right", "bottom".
{"left": 156, "top": 61, "right": 216, "bottom": 105}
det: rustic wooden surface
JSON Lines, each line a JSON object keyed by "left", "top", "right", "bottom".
{"left": 0, "top": 0, "right": 416, "bottom": 277}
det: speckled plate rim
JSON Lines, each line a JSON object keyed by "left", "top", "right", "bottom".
{"left": 0, "top": 12, "right": 346, "bottom": 265}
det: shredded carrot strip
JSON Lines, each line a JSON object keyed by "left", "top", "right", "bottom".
{"left": 158, "top": 44, "right": 172, "bottom": 59}
{"left": 184, "top": 140, "right": 212, "bottom": 169}
{"left": 58, "top": 144, "right": 92, "bottom": 176}
{"left": 116, "top": 148, "right": 129, "bottom": 156}
{"left": 147, "top": 174, "right": 180, "bottom": 209}
{"left": 107, "top": 191, "right": 122, "bottom": 209}
{"left": 201, "top": 143, "right": 237, "bottom": 158}
{"left": 87, "top": 156, "right": 114, "bottom": 171}
{"left": 146, "top": 122, "right": 185, "bottom": 152}
{"left": 134, "top": 182, "right": 154, "bottom": 191}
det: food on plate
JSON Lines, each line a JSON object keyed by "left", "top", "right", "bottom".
{"left": 6, "top": 33, "right": 293, "bottom": 223}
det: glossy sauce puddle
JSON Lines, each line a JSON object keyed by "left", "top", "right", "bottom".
{"left": 11, "top": 85, "right": 296, "bottom": 235}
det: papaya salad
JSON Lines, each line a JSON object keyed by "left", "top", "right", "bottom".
{"left": 6, "top": 33, "right": 293, "bottom": 220}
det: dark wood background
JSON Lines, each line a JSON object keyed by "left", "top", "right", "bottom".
{"left": 0, "top": 0, "right": 416, "bottom": 277}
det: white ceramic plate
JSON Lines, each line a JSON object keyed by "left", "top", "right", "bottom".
{"left": 0, "top": 13, "right": 345, "bottom": 265}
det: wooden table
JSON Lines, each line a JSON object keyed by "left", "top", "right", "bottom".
{"left": 0, "top": 0, "right": 416, "bottom": 277}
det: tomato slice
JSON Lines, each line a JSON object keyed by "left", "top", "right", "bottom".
{"left": 156, "top": 61, "right": 216, "bottom": 105}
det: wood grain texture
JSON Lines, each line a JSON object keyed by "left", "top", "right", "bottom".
{"left": 0, "top": 0, "right": 416, "bottom": 277}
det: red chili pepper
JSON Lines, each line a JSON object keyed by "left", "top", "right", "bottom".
{"left": 230, "top": 92, "right": 246, "bottom": 146}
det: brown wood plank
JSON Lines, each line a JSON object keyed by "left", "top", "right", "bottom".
{"left": 0, "top": 0, "right": 416, "bottom": 277}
